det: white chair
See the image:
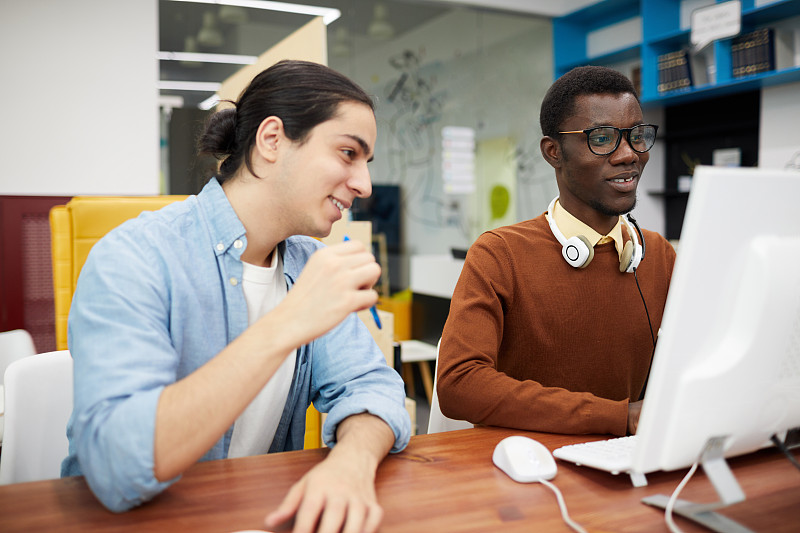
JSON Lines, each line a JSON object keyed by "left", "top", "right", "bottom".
{"left": 427, "top": 339, "right": 473, "bottom": 434}
{"left": 399, "top": 339, "right": 437, "bottom": 404}
{"left": 0, "top": 329, "right": 37, "bottom": 443}
{"left": 0, "top": 350, "right": 73, "bottom": 484}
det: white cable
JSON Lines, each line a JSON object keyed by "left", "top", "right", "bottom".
{"left": 664, "top": 461, "right": 700, "bottom": 533}
{"left": 539, "top": 478, "right": 588, "bottom": 533}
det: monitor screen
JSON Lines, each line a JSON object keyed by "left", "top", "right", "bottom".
{"left": 632, "top": 165, "right": 800, "bottom": 476}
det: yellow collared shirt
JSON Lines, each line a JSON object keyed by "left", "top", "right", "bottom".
{"left": 552, "top": 199, "right": 627, "bottom": 260}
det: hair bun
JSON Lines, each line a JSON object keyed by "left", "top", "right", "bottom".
{"left": 197, "top": 107, "right": 237, "bottom": 157}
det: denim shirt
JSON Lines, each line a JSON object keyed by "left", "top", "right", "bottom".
{"left": 61, "top": 178, "right": 410, "bottom": 512}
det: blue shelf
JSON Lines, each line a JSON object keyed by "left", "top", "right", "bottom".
{"left": 647, "top": 28, "right": 691, "bottom": 48}
{"left": 742, "top": 0, "right": 800, "bottom": 25}
{"left": 557, "top": 0, "right": 639, "bottom": 25}
{"left": 642, "top": 65, "right": 800, "bottom": 106}
{"left": 554, "top": 0, "right": 800, "bottom": 107}
{"left": 554, "top": 0, "right": 641, "bottom": 76}
{"left": 641, "top": 0, "right": 684, "bottom": 42}
{"left": 559, "top": 44, "right": 641, "bottom": 73}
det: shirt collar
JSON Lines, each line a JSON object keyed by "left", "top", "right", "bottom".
{"left": 197, "top": 177, "right": 248, "bottom": 259}
{"left": 552, "top": 198, "right": 627, "bottom": 260}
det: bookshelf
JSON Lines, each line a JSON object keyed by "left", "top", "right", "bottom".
{"left": 657, "top": 90, "right": 761, "bottom": 239}
{"left": 554, "top": 0, "right": 800, "bottom": 107}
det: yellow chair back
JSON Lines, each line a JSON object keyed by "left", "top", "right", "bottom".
{"left": 49, "top": 196, "right": 187, "bottom": 351}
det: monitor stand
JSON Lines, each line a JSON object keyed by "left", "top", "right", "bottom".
{"left": 641, "top": 436, "right": 753, "bottom": 533}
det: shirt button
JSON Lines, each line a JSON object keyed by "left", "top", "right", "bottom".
{"left": 233, "top": 239, "right": 243, "bottom": 249}
{"left": 216, "top": 243, "right": 225, "bottom": 252}
{"left": 229, "top": 277, "right": 238, "bottom": 286}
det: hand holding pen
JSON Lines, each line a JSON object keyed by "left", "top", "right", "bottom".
{"left": 278, "top": 237, "right": 381, "bottom": 347}
{"left": 344, "top": 236, "right": 382, "bottom": 329}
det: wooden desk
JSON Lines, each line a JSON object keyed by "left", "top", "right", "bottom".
{"left": 1, "top": 427, "right": 798, "bottom": 532}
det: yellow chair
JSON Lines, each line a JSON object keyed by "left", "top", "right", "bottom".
{"left": 50, "top": 196, "right": 187, "bottom": 351}
{"left": 49, "top": 195, "right": 331, "bottom": 449}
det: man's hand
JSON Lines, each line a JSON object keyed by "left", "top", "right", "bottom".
{"left": 276, "top": 241, "right": 381, "bottom": 349}
{"left": 264, "top": 449, "right": 382, "bottom": 533}
{"left": 265, "top": 414, "right": 394, "bottom": 533}
{"left": 627, "top": 400, "right": 643, "bottom": 435}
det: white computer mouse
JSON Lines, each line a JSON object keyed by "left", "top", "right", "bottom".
{"left": 492, "top": 435, "right": 557, "bottom": 483}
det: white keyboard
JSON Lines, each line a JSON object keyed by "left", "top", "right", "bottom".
{"left": 553, "top": 435, "right": 639, "bottom": 475}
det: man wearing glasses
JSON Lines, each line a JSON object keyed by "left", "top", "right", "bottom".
{"left": 437, "top": 66, "right": 676, "bottom": 437}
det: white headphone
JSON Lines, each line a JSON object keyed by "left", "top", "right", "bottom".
{"left": 545, "top": 197, "right": 643, "bottom": 273}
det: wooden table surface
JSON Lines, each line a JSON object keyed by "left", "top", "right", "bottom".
{"left": 1, "top": 427, "right": 798, "bottom": 532}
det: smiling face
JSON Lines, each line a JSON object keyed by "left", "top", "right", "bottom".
{"left": 275, "top": 101, "right": 377, "bottom": 238}
{"left": 544, "top": 92, "right": 648, "bottom": 234}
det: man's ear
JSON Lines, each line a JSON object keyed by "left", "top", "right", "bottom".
{"left": 540, "top": 136, "right": 562, "bottom": 169}
{"left": 254, "top": 116, "right": 284, "bottom": 163}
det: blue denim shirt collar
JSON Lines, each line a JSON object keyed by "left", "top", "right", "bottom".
{"left": 199, "top": 178, "right": 247, "bottom": 259}
{"left": 199, "top": 177, "right": 296, "bottom": 284}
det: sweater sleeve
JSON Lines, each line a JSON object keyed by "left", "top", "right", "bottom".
{"left": 437, "top": 231, "right": 630, "bottom": 436}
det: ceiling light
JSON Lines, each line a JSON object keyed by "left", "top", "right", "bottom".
{"left": 178, "top": 36, "right": 202, "bottom": 67}
{"left": 159, "top": 95, "right": 185, "bottom": 109}
{"left": 157, "top": 51, "right": 257, "bottom": 65}
{"left": 218, "top": 5, "right": 248, "bottom": 24}
{"left": 197, "top": 11, "right": 224, "bottom": 48}
{"left": 331, "top": 27, "right": 352, "bottom": 58}
{"left": 157, "top": 81, "right": 222, "bottom": 91}
{"left": 368, "top": 2, "right": 395, "bottom": 40}
{"left": 166, "top": 0, "right": 341, "bottom": 25}
{"left": 198, "top": 94, "right": 221, "bottom": 110}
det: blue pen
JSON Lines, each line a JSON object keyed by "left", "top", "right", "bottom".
{"left": 344, "top": 235, "right": 382, "bottom": 329}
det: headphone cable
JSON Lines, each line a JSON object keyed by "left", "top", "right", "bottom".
{"left": 633, "top": 267, "right": 656, "bottom": 348}
{"left": 634, "top": 266, "right": 657, "bottom": 400}
{"left": 627, "top": 214, "right": 656, "bottom": 401}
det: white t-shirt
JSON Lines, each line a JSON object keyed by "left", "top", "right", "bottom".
{"left": 228, "top": 251, "right": 296, "bottom": 458}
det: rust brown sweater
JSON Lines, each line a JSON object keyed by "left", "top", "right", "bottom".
{"left": 438, "top": 214, "right": 676, "bottom": 436}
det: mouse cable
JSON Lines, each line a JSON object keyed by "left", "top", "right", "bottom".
{"left": 771, "top": 434, "right": 800, "bottom": 471}
{"left": 664, "top": 460, "right": 700, "bottom": 533}
{"left": 538, "top": 478, "right": 588, "bottom": 533}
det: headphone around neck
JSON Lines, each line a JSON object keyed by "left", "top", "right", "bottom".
{"left": 545, "top": 197, "right": 644, "bottom": 273}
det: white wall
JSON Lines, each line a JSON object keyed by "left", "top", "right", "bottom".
{"left": 635, "top": 106, "right": 666, "bottom": 237}
{"left": 0, "top": 0, "right": 159, "bottom": 196}
{"left": 332, "top": 9, "right": 554, "bottom": 273}
{"left": 759, "top": 80, "right": 800, "bottom": 170}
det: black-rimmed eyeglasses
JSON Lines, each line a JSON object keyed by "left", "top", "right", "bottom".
{"left": 558, "top": 124, "right": 658, "bottom": 156}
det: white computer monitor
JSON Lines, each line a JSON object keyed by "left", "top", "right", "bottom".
{"left": 631, "top": 165, "right": 800, "bottom": 493}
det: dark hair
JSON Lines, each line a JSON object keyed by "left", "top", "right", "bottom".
{"left": 197, "top": 59, "right": 374, "bottom": 182}
{"left": 539, "top": 65, "right": 638, "bottom": 138}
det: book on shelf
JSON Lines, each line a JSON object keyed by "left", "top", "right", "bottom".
{"left": 631, "top": 65, "right": 642, "bottom": 98}
{"left": 657, "top": 49, "right": 693, "bottom": 93}
{"left": 732, "top": 27, "right": 775, "bottom": 78}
